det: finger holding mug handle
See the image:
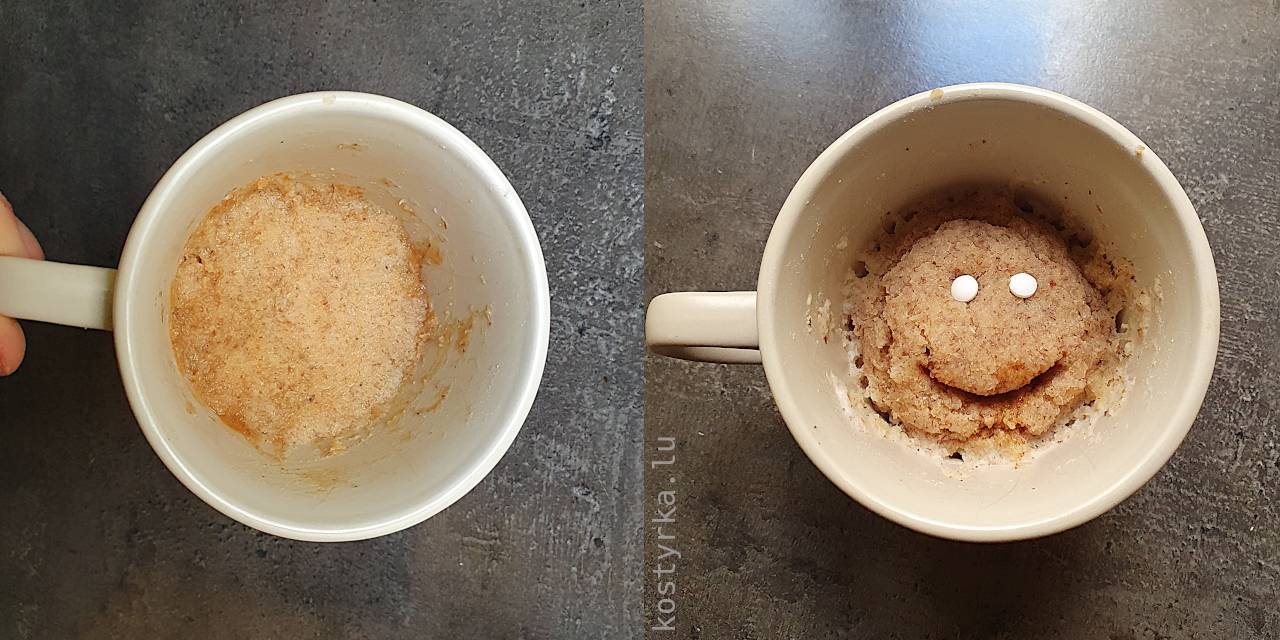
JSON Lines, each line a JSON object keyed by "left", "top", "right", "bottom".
{"left": 0, "top": 256, "right": 116, "bottom": 333}
{"left": 0, "top": 193, "right": 116, "bottom": 374}
{"left": 645, "top": 291, "right": 760, "bottom": 364}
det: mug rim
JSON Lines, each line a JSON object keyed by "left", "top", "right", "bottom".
{"left": 757, "top": 82, "right": 1220, "bottom": 542}
{"left": 113, "top": 91, "right": 550, "bottom": 541}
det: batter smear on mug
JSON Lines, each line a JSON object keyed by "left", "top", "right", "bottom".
{"left": 169, "top": 173, "right": 432, "bottom": 452}
{"left": 840, "top": 186, "right": 1139, "bottom": 459}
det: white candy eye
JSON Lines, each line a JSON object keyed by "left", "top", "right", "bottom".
{"left": 1009, "top": 272, "right": 1037, "bottom": 298}
{"left": 950, "top": 274, "right": 978, "bottom": 302}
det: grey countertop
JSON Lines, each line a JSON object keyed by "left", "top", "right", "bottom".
{"left": 0, "top": 1, "right": 641, "bottom": 637}
{"left": 645, "top": 1, "right": 1278, "bottom": 638}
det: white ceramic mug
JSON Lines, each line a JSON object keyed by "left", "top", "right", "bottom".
{"left": 0, "top": 92, "right": 550, "bottom": 541}
{"left": 647, "top": 83, "right": 1219, "bottom": 541}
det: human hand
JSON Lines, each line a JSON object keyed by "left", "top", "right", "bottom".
{"left": 0, "top": 192, "right": 45, "bottom": 375}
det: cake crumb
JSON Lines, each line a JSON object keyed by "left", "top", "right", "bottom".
{"left": 169, "top": 173, "right": 432, "bottom": 453}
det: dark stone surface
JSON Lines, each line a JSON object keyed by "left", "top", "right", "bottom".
{"left": 645, "top": 1, "right": 1277, "bottom": 638}
{"left": 0, "top": 1, "right": 641, "bottom": 637}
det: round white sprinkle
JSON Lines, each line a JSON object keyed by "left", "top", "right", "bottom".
{"left": 1010, "top": 272, "right": 1038, "bottom": 298}
{"left": 950, "top": 274, "right": 978, "bottom": 303}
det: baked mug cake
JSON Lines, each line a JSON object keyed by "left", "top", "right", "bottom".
{"left": 0, "top": 92, "right": 550, "bottom": 540}
{"left": 169, "top": 173, "right": 435, "bottom": 455}
{"left": 839, "top": 186, "right": 1142, "bottom": 461}
{"left": 646, "top": 83, "right": 1217, "bottom": 541}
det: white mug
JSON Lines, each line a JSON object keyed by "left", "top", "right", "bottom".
{"left": 647, "top": 83, "right": 1219, "bottom": 541}
{"left": 0, "top": 92, "right": 550, "bottom": 541}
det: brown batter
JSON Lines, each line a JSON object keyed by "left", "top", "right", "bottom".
{"left": 169, "top": 173, "right": 432, "bottom": 452}
{"left": 843, "top": 187, "right": 1132, "bottom": 453}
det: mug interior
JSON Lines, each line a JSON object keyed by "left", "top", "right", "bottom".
{"left": 116, "top": 93, "right": 548, "bottom": 540}
{"left": 759, "top": 84, "right": 1218, "bottom": 540}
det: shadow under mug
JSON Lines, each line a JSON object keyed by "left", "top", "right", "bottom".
{"left": 0, "top": 92, "right": 550, "bottom": 541}
{"left": 647, "top": 83, "right": 1219, "bottom": 542}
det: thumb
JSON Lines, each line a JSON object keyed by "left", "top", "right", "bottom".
{"left": 0, "top": 191, "right": 43, "bottom": 260}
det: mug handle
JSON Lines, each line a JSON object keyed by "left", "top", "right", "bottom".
{"left": 0, "top": 256, "right": 117, "bottom": 331}
{"left": 645, "top": 291, "right": 760, "bottom": 364}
